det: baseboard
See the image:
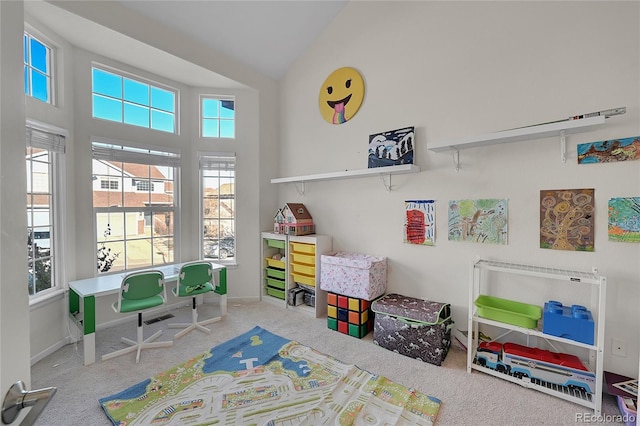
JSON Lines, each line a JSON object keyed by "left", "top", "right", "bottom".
{"left": 31, "top": 337, "right": 75, "bottom": 366}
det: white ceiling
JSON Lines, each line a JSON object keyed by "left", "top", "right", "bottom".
{"left": 117, "top": 1, "right": 348, "bottom": 80}
{"left": 24, "top": 1, "right": 348, "bottom": 87}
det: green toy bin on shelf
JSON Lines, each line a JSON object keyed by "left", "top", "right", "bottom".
{"left": 474, "top": 295, "right": 542, "bottom": 329}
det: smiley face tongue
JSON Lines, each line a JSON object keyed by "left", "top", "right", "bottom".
{"left": 334, "top": 102, "right": 345, "bottom": 113}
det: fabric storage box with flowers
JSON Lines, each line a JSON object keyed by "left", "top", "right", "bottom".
{"left": 320, "top": 252, "right": 387, "bottom": 301}
{"left": 372, "top": 293, "right": 453, "bottom": 366}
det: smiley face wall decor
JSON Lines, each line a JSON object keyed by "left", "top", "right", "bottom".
{"left": 318, "top": 67, "right": 365, "bottom": 125}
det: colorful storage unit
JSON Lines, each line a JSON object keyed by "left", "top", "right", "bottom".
{"left": 327, "top": 292, "right": 374, "bottom": 339}
{"left": 320, "top": 252, "right": 387, "bottom": 301}
{"left": 289, "top": 241, "right": 317, "bottom": 307}
{"left": 263, "top": 237, "right": 287, "bottom": 300}
{"left": 542, "top": 301, "right": 594, "bottom": 345}
{"left": 372, "top": 293, "right": 453, "bottom": 366}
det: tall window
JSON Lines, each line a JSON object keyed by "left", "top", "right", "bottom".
{"left": 92, "top": 65, "right": 177, "bottom": 134}
{"left": 26, "top": 125, "right": 65, "bottom": 297}
{"left": 200, "top": 154, "right": 235, "bottom": 262}
{"left": 92, "top": 142, "right": 180, "bottom": 273}
{"left": 201, "top": 96, "right": 235, "bottom": 138}
{"left": 24, "top": 33, "right": 52, "bottom": 104}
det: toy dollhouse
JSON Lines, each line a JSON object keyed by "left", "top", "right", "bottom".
{"left": 273, "top": 203, "right": 315, "bottom": 235}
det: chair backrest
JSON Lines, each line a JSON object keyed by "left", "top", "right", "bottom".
{"left": 116, "top": 270, "right": 166, "bottom": 312}
{"left": 176, "top": 261, "right": 213, "bottom": 296}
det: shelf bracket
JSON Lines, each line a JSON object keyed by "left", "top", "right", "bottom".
{"left": 294, "top": 182, "right": 305, "bottom": 196}
{"left": 451, "top": 147, "right": 460, "bottom": 172}
{"left": 380, "top": 174, "right": 392, "bottom": 192}
{"left": 560, "top": 130, "right": 567, "bottom": 163}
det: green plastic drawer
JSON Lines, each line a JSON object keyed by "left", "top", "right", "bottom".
{"left": 266, "top": 277, "right": 285, "bottom": 290}
{"left": 266, "top": 267, "right": 286, "bottom": 280}
{"left": 266, "top": 287, "right": 285, "bottom": 300}
{"left": 266, "top": 239, "right": 286, "bottom": 249}
{"left": 475, "top": 295, "right": 542, "bottom": 329}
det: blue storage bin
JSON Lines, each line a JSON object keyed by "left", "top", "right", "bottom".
{"left": 542, "top": 301, "right": 594, "bottom": 345}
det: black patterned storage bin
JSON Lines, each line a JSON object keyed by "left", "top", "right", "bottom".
{"left": 371, "top": 293, "right": 453, "bottom": 366}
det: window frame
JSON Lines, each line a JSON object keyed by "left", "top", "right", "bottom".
{"left": 200, "top": 153, "right": 236, "bottom": 265}
{"left": 23, "top": 30, "right": 55, "bottom": 105}
{"left": 91, "top": 63, "right": 179, "bottom": 134}
{"left": 200, "top": 95, "right": 235, "bottom": 139}
{"left": 92, "top": 140, "right": 181, "bottom": 275}
{"left": 26, "top": 120, "right": 67, "bottom": 305}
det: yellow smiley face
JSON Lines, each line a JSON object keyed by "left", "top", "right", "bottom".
{"left": 318, "top": 67, "right": 365, "bottom": 125}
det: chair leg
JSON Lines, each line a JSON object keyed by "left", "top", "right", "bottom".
{"left": 102, "top": 313, "right": 173, "bottom": 363}
{"left": 168, "top": 297, "right": 222, "bottom": 339}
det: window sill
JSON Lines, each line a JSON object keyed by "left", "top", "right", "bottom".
{"left": 29, "top": 288, "right": 66, "bottom": 310}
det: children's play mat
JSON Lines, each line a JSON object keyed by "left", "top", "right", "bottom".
{"left": 99, "top": 326, "right": 441, "bottom": 425}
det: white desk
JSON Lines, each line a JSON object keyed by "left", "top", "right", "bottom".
{"left": 68, "top": 261, "right": 227, "bottom": 365}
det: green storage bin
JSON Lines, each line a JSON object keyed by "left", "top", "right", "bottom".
{"left": 266, "top": 239, "right": 286, "bottom": 249}
{"left": 266, "top": 277, "right": 285, "bottom": 290}
{"left": 475, "top": 295, "right": 542, "bottom": 329}
{"left": 266, "top": 286, "right": 285, "bottom": 300}
{"left": 266, "top": 267, "right": 286, "bottom": 280}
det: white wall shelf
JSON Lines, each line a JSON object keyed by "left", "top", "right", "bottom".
{"left": 429, "top": 115, "right": 607, "bottom": 170}
{"left": 271, "top": 163, "right": 420, "bottom": 194}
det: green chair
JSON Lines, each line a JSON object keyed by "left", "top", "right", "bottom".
{"left": 168, "top": 261, "right": 222, "bottom": 338}
{"left": 102, "top": 270, "right": 173, "bottom": 363}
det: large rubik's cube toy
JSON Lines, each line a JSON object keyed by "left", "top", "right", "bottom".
{"left": 327, "top": 292, "right": 374, "bottom": 338}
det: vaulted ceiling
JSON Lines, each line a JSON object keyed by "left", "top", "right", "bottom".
{"left": 117, "top": 1, "right": 348, "bottom": 80}
{"left": 25, "top": 1, "right": 348, "bottom": 88}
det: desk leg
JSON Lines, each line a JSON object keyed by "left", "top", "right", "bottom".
{"left": 220, "top": 295, "right": 228, "bottom": 317}
{"left": 215, "top": 267, "right": 227, "bottom": 317}
{"left": 69, "top": 289, "right": 97, "bottom": 365}
{"left": 83, "top": 295, "right": 96, "bottom": 365}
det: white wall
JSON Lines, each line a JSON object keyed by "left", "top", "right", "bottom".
{"left": 1, "top": 0, "right": 32, "bottom": 405}
{"left": 278, "top": 1, "right": 640, "bottom": 376}
{"left": 24, "top": 11, "right": 77, "bottom": 362}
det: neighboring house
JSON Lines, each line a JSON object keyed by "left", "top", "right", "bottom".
{"left": 92, "top": 159, "right": 174, "bottom": 237}
{"left": 202, "top": 182, "right": 235, "bottom": 238}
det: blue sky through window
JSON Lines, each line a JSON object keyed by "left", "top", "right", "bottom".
{"left": 92, "top": 67, "right": 176, "bottom": 133}
{"left": 24, "top": 33, "right": 51, "bottom": 103}
{"left": 202, "top": 98, "right": 235, "bottom": 138}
